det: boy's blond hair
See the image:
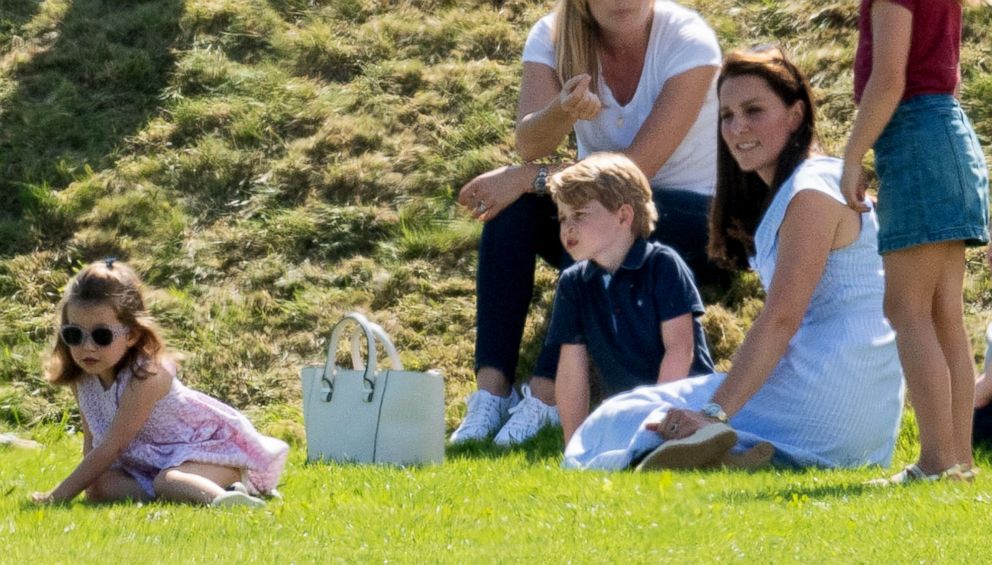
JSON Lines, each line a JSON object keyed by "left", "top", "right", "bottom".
{"left": 549, "top": 153, "right": 657, "bottom": 239}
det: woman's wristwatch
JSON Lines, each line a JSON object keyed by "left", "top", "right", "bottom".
{"left": 532, "top": 165, "right": 549, "bottom": 196}
{"left": 700, "top": 402, "right": 728, "bottom": 423}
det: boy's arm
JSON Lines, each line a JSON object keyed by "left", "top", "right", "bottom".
{"left": 556, "top": 344, "right": 591, "bottom": 445}
{"left": 657, "top": 313, "right": 695, "bottom": 384}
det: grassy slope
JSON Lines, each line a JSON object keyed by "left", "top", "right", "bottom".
{"left": 0, "top": 0, "right": 991, "bottom": 444}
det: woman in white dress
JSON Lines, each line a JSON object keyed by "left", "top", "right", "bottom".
{"left": 565, "top": 46, "right": 906, "bottom": 471}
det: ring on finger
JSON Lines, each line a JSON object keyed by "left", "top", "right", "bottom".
{"left": 476, "top": 200, "right": 488, "bottom": 213}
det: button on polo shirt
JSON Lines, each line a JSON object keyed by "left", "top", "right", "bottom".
{"left": 546, "top": 239, "right": 714, "bottom": 396}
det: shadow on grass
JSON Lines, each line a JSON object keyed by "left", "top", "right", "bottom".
{"left": 446, "top": 425, "right": 564, "bottom": 465}
{"left": 0, "top": 0, "right": 39, "bottom": 47}
{"left": 0, "top": 0, "right": 184, "bottom": 254}
{"left": 742, "top": 480, "right": 873, "bottom": 503}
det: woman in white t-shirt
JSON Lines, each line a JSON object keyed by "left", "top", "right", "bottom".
{"left": 451, "top": 0, "right": 723, "bottom": 447}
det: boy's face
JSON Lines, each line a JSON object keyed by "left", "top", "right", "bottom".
{"left": 558, "top": 199, "right": 631, "bottom": 264}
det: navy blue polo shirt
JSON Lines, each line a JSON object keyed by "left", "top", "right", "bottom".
{"left": 546, "top": 239, "right": 714, "bottom": 396}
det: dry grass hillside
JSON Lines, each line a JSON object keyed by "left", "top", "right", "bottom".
{"left": 1, "top": 0, "right": 991, "bottom": 441}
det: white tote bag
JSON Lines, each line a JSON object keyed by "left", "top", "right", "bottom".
{"left": 301, "top": 312, "right": 445, "bottom": 465}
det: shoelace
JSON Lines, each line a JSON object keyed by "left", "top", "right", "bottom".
{"left": 459, "top": 393, "right": 505, "bottom": 433}
{"left": 505, "top": 397, "right": 543, "bottom": 432}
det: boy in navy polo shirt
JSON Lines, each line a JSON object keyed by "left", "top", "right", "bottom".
{"left": 546, "top": 153, "right": 714, "bottom": 443}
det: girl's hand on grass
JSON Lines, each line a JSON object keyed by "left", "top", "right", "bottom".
{"left": 458, "top": 165, "right": 529, "bottom": 221}
{"left": 840, "top": 159, "right": 869, "bottom": 213}
{"left": 559, "top": 74, "right": 601, "bottom": 122}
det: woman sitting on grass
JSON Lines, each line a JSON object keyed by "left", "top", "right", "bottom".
{"left": 451, "top": 0, "right": 725, "bottom": 447}
{"left": 565, "top": 46, "right": 906, "bottom": 471}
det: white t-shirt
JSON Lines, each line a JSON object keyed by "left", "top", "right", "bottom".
{"left": 522, "top": 0, "right": 720, "bottom": 195}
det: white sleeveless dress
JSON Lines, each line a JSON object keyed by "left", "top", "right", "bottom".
{"left": 564, "top": 157, "right": 905, "bottom": 469}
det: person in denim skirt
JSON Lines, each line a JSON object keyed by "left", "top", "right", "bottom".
{"left": 841, "top": 0, "right": 990, "bottom": 484}
{"left": 451, "top": 0, "right": 724, "bottom": 446}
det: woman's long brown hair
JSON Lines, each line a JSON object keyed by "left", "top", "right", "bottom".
{"left": 708, "top": 46, "right": 820, "bottom": 271}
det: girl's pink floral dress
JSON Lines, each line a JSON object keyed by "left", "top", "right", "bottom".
{"left": 76, "top": 361, "right": 289, "bottom": 496}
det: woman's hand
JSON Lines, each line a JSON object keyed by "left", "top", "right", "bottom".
{"left": 457, "top": 165, "right": 531, "bottom": 221}
{"left": 646, "top": 408, "right": 717, "bottom": 441}
{"left": 559, "top": 74, "right": 601, "bottom": 122}
{"left": 840, "top": 159, "right": 870, "bottom": 213}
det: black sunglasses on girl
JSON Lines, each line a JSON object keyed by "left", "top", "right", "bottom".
{"left": 60, "top": 324, "right": 129, "bottom": 347}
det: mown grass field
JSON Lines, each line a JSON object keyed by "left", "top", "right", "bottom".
{"left": 3, "top": 427, "right": 992, "bottom": 562}
{"left": 2, "top": 0, "right": 992, "bottom": 560}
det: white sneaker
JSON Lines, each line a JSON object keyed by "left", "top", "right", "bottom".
{"left": 493, "top": 384, "right": 560, "bottom": 446}
{"left": 211, "top": 491, "right": 266, "bottom": 508}
{"left": 227, "top": 481, "right": 248, "bottom": 494}
{"left": 449, "top": 389, "right": 518, "bottom": 443}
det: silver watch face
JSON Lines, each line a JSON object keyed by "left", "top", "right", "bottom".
{"left": 702, "top": 403, "right": 725, "bottom": 420}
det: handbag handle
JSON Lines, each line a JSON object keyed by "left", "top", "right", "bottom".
{"left": 323, "top": 312, "right": 403, "bottom": 403}
{"left": 349, "top": 321, "right": 403, "bottom": 371}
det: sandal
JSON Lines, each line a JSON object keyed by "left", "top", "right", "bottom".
{"left": 635, "top": 423, "right": 737, "bottom": 472}
{"left": 951, "top": 464, "right": 980, "bottom": 482}
{"left": 866, "top": 463, "right": 968, "bottom": 487}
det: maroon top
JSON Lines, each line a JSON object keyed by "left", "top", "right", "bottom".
{"left": 854, "top": 0, "right": 961, "bottom": 103}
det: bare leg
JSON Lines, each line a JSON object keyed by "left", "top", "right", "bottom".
{"left": 153, "top": 462, "right": 240, "bottom": 505}
{"left": 86, "top": 468, "right": 153, "bottom": 503}
{"left": 477, "top": 366, "right": 512, "bottom": 397}
{"left": 930, "top": 243, "right": 975, "bottom": 468}
{"left": 528, "top": 375, "right": 556, "bottom": 405}
{"left": 883, "top": 242, "right": 959, "bottom": 474}
{"left": 478, "top": 368, "right": 556, "bottom": 405}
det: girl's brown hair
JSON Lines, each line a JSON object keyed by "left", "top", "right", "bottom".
{"left": 708, "top": 45, "right": 819, "bottom": 270}
{"left": 45, "top": 260, "right": 170, "bottom": 385}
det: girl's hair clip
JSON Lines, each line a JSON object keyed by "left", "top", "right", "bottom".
{"left": 104, "top": 256, "right": 117, "bottom": 269}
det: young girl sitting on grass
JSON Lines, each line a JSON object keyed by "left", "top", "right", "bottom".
{"left": 31, "top": 259, "right": 289, "bottom": 507}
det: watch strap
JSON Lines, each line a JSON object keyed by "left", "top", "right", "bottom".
{"left": 532, "top": 165, "right": 549, "bottom": 196}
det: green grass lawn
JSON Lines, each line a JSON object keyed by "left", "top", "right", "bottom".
{"left": 3, "top": 429, "right": 991, "bottom": 562}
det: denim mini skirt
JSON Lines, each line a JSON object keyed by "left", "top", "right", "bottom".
{"left": 873, "top": 94, "right": 989, "bottom": 254}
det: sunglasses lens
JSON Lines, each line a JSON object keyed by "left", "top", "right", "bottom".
{"left": 91, "top": 328, "right": 116, "bottom": 347}
{"left": 61, "top": 326, "right": 84, "bottom": 346}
